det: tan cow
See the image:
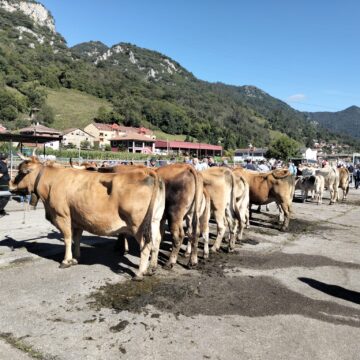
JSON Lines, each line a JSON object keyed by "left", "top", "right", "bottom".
{"left": 234, "top": 168, "right": 295, "bottom": 231}
{"left": 201, "top": 167, "right": 249, "bottom": 253}
{"left": 338, "top": 167, "right": 350, "bottom": 201}
{"left": 93, "top": 163, "right": 204, "bottom": 269}
{"left": 185, "top": 187, "right": 211, "bottom": 258}
{"left": 156, "top": 164, "right": 203, "bottom": 269}
{"left": 10, "top": 155, "right": 166, "bottom": 280}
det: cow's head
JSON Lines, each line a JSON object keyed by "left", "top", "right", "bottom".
{"left": 9, "top": 154, "right": 42, "bottom": 195}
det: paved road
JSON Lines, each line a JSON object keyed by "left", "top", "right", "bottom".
{"left": 1, "top": 189, "right": 360, "bottom": 360}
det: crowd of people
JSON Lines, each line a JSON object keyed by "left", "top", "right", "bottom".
{"left": 1, "top": 152, "right": 360, "bottom": 218}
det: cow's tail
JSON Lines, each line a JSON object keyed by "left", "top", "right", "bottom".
{"left": 230, "top": 171, "right": 243, "bottom": 222}
{"left": 140, "top": 170, "right": 160, "bottom": 245}
{"left": 188, "top": 166, "right": 201, "bottom": 241}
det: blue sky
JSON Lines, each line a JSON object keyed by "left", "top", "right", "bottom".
{"left": 40, "top": 0, "right": 360, "bottom": 112}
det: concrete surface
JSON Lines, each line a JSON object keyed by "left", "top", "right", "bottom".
{"left": 0, "top": 188, "right": 360, "bottom": 360}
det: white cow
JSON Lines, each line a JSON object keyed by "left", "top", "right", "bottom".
{"left": 315, "top": 166, "right": 339, "bottom": 204}
{"left": 295, "top": 175, "right": 324, "bottom": 204}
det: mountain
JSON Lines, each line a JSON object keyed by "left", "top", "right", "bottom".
{"left": 0, "top": 0, "right": 359, "bottom": 151}
{"left": 306, "top": 106, "right": 360, "bottom": 139}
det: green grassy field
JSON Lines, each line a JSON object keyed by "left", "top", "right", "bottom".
{"left": 45, "top": 88, "right": 113, "bottom": 130}
{"left": 153, "top": 130, "right": 187, "bottom": 141}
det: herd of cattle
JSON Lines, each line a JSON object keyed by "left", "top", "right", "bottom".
{"left": 9, "top": 153, "right": 350, "bottom": 280}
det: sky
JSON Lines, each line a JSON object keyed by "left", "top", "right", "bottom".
{"left": 40, "top": 0, "right": 360, "bottom": 113}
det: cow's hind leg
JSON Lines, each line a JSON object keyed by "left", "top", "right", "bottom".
{"left": 147, "top": 222, "right": 162, "bottom": 275}
{"left": 72, "top": 227, "right": 83, "bottom": 264}
{"left": 279, "top": 202, "right": 291, "bottom": 231}
{"left": 211, "top": 211, "right": 226, "bottom": 253}
{"left": 133, "top": 237, "right": 152, "bottom": 281}
{"left": 225, "top": 210, "right": 237, "bottom": 252}
{"left": 56, "top": 218, "right": 75, "bottom": 268}
{"left": 164, "top": 218, "right": 185, "bottom": 269}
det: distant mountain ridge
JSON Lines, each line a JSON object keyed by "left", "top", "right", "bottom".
{"left": 0, "top": 0, "right": 359, "bottom": 151}
{"left": 306, "top": 106, "right": 360, "bottom": 139}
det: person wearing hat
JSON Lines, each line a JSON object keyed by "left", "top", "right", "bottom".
{"left": 0, "top": 153, "right": 10, "bottom": 217}
{"left": 149, "top": 158, "right": 157, "bottom": 167}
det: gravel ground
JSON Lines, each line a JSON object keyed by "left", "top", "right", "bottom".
{"left": 0, "top": 188, "right": 360, "bottom": 360}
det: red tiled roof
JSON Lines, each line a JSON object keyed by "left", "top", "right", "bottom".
{"left": 19, "top": 124, "right": 61, "bottom": 135}
{"left": 111, "top": 133, "right": 155, "bottom": 142}
{"left": 155, "top": 140, "right": 222, "bottom": 151}
{"left": 93, "top": 123, "right": 113, "bottom": 131}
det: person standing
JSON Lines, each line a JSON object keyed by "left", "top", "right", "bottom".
{"left": 0, "top": 153, "right": 10, "bottom": 217}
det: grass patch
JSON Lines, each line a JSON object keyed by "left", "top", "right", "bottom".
{"left": 152, "top": 130, "right": 187, "bottom": 141}
{"left": 46, "top": 87, "right": 112, "bottom": 130}
{"left": 0, "top": 332, "right": 54, "bottom": 360}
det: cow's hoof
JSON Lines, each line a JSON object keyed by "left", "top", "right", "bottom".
{"left": 187, "top": 261, "right": 198, "bottom": 269}
{"left": 132, "top": 275, "right": 143, "bottom": 282}
{"left": 184, "top": 252, "right": 190, "bottom": 258}
{"left": 280, "top": 227, "right": 287, "bottom": 232}
{"left": 210, "top": 247, "right": 218, "bottom": 253}
{"left": 227, "top": 247, "right": 235, "bottom": 253}
{"left": 59, "top": 262, "right": 71, "bottom": 269}
{"left": 203, "top": 253, "right": 209, "bottom": 259}
{"left": 69, "top": 258, "right": 78, "bottom": 265}
{"left": 145, "top": 267, "right": 156, "bottom": 276}
{"left": 163, "top": 263, "right": 174, "bottom": 271}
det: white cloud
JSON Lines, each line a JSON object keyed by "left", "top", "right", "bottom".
{"left": 287, "top": 93, "right": 306, "bottom": 102}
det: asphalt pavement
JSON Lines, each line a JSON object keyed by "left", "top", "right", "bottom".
{"left": 0, "top": 188, "right": 360, "bottom": 360}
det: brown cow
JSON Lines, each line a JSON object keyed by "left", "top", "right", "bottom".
{"left": 233, "top": 168, "right": 295, "bottom": 231}
{"left": 201, "top": 167, "right": 248, "bottom": 253}
{"left": 10, "top": 155, "right": 166, "bottom": 280}
{"left": 338, "top": 167, "right": 350, "bottom": 201}
{"left": 184, "top": 187, "right": 211, "bottom": 259}
{"left": 83, "top": 163, "right": 204, "bottom": 269}
{"left": 156, "top": 164, "right": 203, "bottom": 269}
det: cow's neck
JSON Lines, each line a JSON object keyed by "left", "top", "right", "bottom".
{"left": 33, "top": 166, "right": 45, "bottom": 199}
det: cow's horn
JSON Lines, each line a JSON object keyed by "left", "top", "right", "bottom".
{"left": 69, "top": 158, "right": 85, "bottom": 170}
{"left": 17, "top": 152, "right": 30, "bottom": 161}
{"left": 32, "top": 148, "right": 38, "bottom": 157}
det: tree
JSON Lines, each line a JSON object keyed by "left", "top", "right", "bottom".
{"left": 35, "top": 104, "right": 55, "bottom": 125}
{"left": 0, "top": 105, "right": 18, "bottom": 121}
{"left": 80, "top": 140, "right": 91, "bottom": 149}
{"left": 266, "top": 136, "right": 300, "bottom": 161}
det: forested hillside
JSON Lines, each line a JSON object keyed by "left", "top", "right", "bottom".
{"left": 305, "top": 106, "right": 360, "bottom": 140}
{"left": 0, "top": 0, "right": 359, "bottom": 151}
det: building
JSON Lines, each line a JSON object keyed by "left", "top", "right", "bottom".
{"left": 84, "top": 123, "right": 114, "bottom": 148}
{"left": 155, "top": 140, "right": 222, "bottom": 157}
{"left": 84, "top": 123, "right": 155, "bottom": 148}
{"left": 18, "top": 123, "right": 62, "bottom": 150}
{"left": 111, "top": 124, "right": 154, "bottom": 138}
{"left": 110, "top": 133, "right": 155, "bottom": 154}
{"left": 300, "top": 147, "right": 317, "bottom": 161}
{"left": 233, "top": 147, "right": 267, "bottom": 162}
{"left": 62, "top": 128, "right": 95, "bottom": 148}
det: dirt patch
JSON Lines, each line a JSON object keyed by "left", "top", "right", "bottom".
{"left": 345, "top": 199, "right": 360, "bottom": 207}
{"left": 229, "top": 251, "right": 360, "bottom": 270}
{"left": 89, "top": 251, "right": 360, "bottom": 328}
{"left": 109, "top": 320, "right": 129, "bottom": 333}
